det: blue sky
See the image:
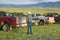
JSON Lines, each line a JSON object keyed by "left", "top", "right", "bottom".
{"left": 0, "top": 0, "right": 60, "bottom": 5}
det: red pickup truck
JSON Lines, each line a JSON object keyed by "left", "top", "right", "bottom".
{"left": 0, "top": 11, "right": 27, "bottom": 31}
{"left": 44, "top": 13, "right": 60, "bottom": 22}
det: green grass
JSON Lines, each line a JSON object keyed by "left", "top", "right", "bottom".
{"left": 0, "top": 24, "right": 60, "bottom": 40}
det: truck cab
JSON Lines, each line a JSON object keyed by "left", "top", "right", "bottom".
{"left": 44, "top": 13, "right": 60, "bottom": 22}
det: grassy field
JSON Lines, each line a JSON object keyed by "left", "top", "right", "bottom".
{"left": 0, "top": 8, "right": 60, "bottom": 15}
{"left": 0, "top": 8, "right": 60, "bottom": 40}
{"left": 0, "top": 24, "right": 60, "bottom": 40}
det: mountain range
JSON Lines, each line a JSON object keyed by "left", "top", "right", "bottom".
{"left": 0, "top": 2, "right": 60, "bottom": 8}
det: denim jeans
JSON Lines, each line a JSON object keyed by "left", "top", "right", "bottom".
{"left": 27, "top": 22, "right": 32, "bottom": 34}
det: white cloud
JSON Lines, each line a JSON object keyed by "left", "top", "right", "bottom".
{"left": 0, "top": 0, "right": 40, "bottom": 5}
{"left": 0, "top": 0, "right": 60, "bottom": 5}
{"left": 41, "top": 0, "right": 60, "bottom": 2}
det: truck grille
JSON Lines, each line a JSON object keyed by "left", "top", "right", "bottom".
{"left": 18, "top": 17, "right": 27, "bottom": 26}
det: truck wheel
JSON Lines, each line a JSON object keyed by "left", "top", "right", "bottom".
{"left": 39, "top": 20, "right": 45, "bottom": 25}
{"left": 2, "top": 23, "right": 10, "bottom": 32}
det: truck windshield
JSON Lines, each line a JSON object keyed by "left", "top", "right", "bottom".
{"left": 36, "top": 14, "right": 41, "bottom": 16}
{"left": 31, "top": 14, "right": 41, "bottom": 17}
{"left": 9, "top": 13, "right": 23, "bottom": 17}
{"left": 0, "top": 11, "right": 6, "bottom": 16}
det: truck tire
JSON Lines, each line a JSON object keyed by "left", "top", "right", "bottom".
{"left": 2, "top": 23, "right": 10, "bottom": 32}
{"left": 39, "top": 20, "right": 45, "bottom": 25}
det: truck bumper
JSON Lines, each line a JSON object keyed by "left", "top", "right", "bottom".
{"left": 16, "top": 23, "right": 27, "bottom": 27}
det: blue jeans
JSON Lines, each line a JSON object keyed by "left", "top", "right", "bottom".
{"left": 27, "top": 22, "right": 32, "bottom": 34}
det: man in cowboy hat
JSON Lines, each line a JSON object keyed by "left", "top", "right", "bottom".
{"left": 27, "top": 12, "right": 33, "bottom": 34}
